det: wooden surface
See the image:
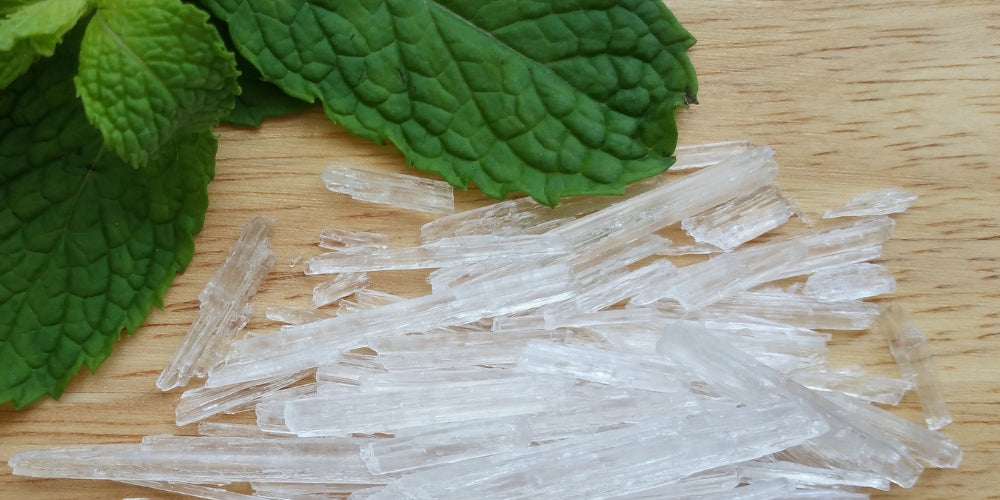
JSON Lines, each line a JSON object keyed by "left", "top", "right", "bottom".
{"left": 2, "top": 1, "right": 998, "bottom": 498}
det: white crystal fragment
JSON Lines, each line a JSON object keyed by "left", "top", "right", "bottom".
{"left": 305, "top": 234, "right": 569, "bottom": 274}
{"left": 371, "top": 329, "right": 574, "bottom": 371}
{"left": 681, "top": 184, "right": 794, "bottom": 250}
{"left": 736, "top": 459, "right": 890, "bottom": 490}
{"left": 803, "top": 263, "right": 896, "bottom": 301}
{"left": 368, "top": 400, "right": 826, "bottom": 499}
{"left": 311, "top": 271, "right": 369, "bottom": 308}
{"left": 8, "top": 435, "right": 379, "bottom": 484}
{"left": 264, "top": 304, "right": 331, "bottom": 325}
{"left": 322, "top": 162, "right": 454, "bottom": 214}
{"left": 315, "top": 351, "right": 386, "bottom": 385}
{"left": 671, "top": 139, "right": 752, "bottom": 170}
{"left": 174, "top": 370, "right": 311, "bottom": 426}
{"left": 121, "top": 480, "right": 262, "bottom": 500}
{"left": 157, "top": 217, "right": 275, "bottom": 391}
{"left": 700, "top": 288, "right": 881, "bottom": 331}
{"left": 360, "top": 416, "right": 532, "bottom": 474}
{"left": 872, "top": 303, "right": 953, "bottom": 430}
{"left": 790, "top": 365, "right": 912, "bottom": 405}
{"left": 823, "top": 188, "right": 918, "bottom": 218}
{"left": 282, "top": 375, "right": 576, "bottom": 436}
{"left": 318, "top": 226, "right": 391, "bottom": 250}
{"left": 206, "top": 263, "right": 579, "bottom": 388}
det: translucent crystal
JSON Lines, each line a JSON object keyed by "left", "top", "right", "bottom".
{"left": 197, "top": 422, "right": 275, "bottom": 439}
{"left": 371, "top": 329, "right": 575, "bottom": 371}
{"left": 735, "top": 459, "right": 890, "bottom": 490}
{"left": 631, "top": 240, "right": 808, "bottom": 309}
{"left": 174, "top": 370, "right": 311, "bottom": 426}
{"left": 791, "top": 365, "right": 912, "bottom": 405}
{"left": 264, "top": 305, "right": 331, "bottom": 325}
{"left": 514, "top": 340, "right": 689, "bottom": 393}
{"left": 702, "top": 288, "right": 881, "bottom": 331}
{"left": 360, "top": 416, "right": 532, "bottom": 474}
{"left": 206, "top": 263, "right": 579, "bottom": 388}
{"left": 252, "top": 482, "right": 385, "bottom": 498}
{"left": 305, "top": 234, "right": 569, "bottom": 274}
{"left": 553, "top": 147, "right": 779, "bottom": 251}
{"left": 565, "top": 259, "right": 677, "bottom": 313}
{"left": 769, "top": 216, "right": 895, "bottom": 281}
{"left": 157, "top": 217, "right": 275, "bottom": 391}
{"left": 823, "top": 188, "right": 918, "bottom": 218}
{"left": 803, "top": 263, "right": 896, "bottom": 301}
{"left": 318, "top": 226, "right": 391, "bottom": 250}
{"left": 315, "top": 351, "right": 386, "bottom": 385}
{"left": 311, "top": 272, "right": 369, "bottom": 308}
{"left": 322, "top": 162, "right": 454, "bottom": 214}
{"left": 681, "top": 184, "right": 794, "bottom": 250}
{"left": 871, "top": 303, "right": 953, "bottom": 430}
{"left": 8, "top": 435, "right": 379, "bottom": 484}
{"left": 671, "top": 139, "right": 752, "bottom": 170}
{"left": 282, "top": 375, "right": 576, "bottom": 436}
{"left": 368, "top": 399, "right": 827, "bottom": 499}
{"left": 657, "top": 324, "right": 925, "bottom": 487}
{"left": 254, "top": 383, "right": 319, "bottom": 434}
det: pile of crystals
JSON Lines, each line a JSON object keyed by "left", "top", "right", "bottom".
{"left": 10, "top": 142, "right": 961, "bottom": 499}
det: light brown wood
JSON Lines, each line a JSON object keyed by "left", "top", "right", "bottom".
{"left": 2, "top": 1, "right": 998, "bottom": 498}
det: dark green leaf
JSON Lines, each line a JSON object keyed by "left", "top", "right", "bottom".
{"left": 0, "top": 26, "right": 215, "bottom": 408}
{"left": 203, "top": 0, "right": 697, "bottom": 205}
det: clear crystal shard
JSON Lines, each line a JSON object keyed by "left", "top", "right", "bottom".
{"left": 157, "top": 217, "right": 275, "bottom": 391}
{"left": 305, "top": 234, "right": 569, "bottom": 274}
{"left": 264, "top": 305, "right": 331, "bottom": 325}
{"left": 311, "top": 272, "right": 369, "bottom": 308}
{"left": 322, "top": 162, "right": 454, "bottom": 214}
{"left": 360, "top": 416, "right": 532, "bottom": 474}
{"left": 318, "top": 226, "right": 391, "bottom": 250}
{"left": 790, "top": 365, "right": 912, "bottom": 405}
{"left": 282, "top": 375, "right": 575, "bottom": 436}
{"left": 872, "top": 303, "right": 953, "bottom": 430}
{"left": 736, "top": 459, "right": 890, "bottom": 490}
{"left": 702, "top": 288, "right": 881, "bottom": 331}
{"left": 681, "top": 184, "right": 794, "bottom": 250}
{"left": 206, "top": 263, "right": 578, "bottom": 388}
{"left": 8, "top": 435, "right": 379, "bottom": 483}
{"left": 803, "top": 263, "right": 896, "bottom": 301}
{"left": 823, "top": 188, "right": 918, "bottom": 218}
{"left": 174, "top": 370, "right": 311, "bottom": 426}
{"left": 371, "top": 329, "right": 575, "bottom": 371}
{"left": 369, "top": 400, "right": 826, "bottom": 499}
{"left": 671, "top": 139, "right": 752, "bottom": 170}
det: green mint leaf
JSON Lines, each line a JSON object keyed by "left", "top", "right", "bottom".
{"left": 0, "top": 0, "right": 93, "bottom": 89}
{"left": 210, "top": 17, "right": 314, "bottom": 128}
{"left": 74, "top": 0, "right": 238, "bottom": 167}
{"left": 204, "top": 0, "right": 697, "bottom": 206}
{"left": 0, "top": 26, "right": 215, "bottom": 409}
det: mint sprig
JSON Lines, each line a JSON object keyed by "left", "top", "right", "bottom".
{"left": 0, "top": 0, "right": 696, "bottom": 407}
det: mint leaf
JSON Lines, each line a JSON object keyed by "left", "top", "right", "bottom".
{"left": 0, "top": 25, "right": 215, "bottom": 408}
{"left": 74, "top": 0, "right": 238, "bottom": 167}
{"left": 204, "top": 0, "right": 697, "bottom": 206}
{"left": 216, "top": 21, "right": 315, "bottom": 127}
{"left": 0, "top": 0, "right": 93, "bottom": 89}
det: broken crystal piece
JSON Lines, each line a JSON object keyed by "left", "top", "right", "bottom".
{"left": 315, "top": 351, "right": 387, "bottom": 385}
{"left": 265, "top": 305, "right": 332, "bottom": 325}
{"left": 121, "top": 480, "right": 261, "bottom": 500}
{"left": 322, "top": 162, "right": 454, "bottom": 214}
{"left": 700, "top": 288, "right": 881, "bottom": 331}
{"left": 872, "top": 303, "right": 953, "bottom": 430}
{"left": 318, "top": 227, "right": 391, "bottom": 250}
{"left": 803, "top": 263, "right": 896, "bottom": 302}
{"left": 305, "top": 234, "right": 569, "bottom": 274}
{"left": 206, "top": 263, "right": 579, "bottom": 388}
{"left": 672, "top": 139, "right": 752, "bottom": 170}
{"left": 368, "top": 399, "right": 826, "bottom": 499}
{"left": 769, "top": 216, "right": 895, "bottom": 281}
{"left": 823, "top": 188, "right": 918, "bottom": 218}
{"left": 360, "top": 416, "right": 532, "bottom": 474}
{"left": 311, "top": 272, "right": 369, "bottom": 308}
{"left": 735, "top": 459, "right": 890, "bottom": 491}
{"left": 174, "top": 370, "right": 311, "bottom": 426}
{"left": 681, "top": 184, "right": 794, "bottom": 250}
{"left": 157, "top": 217, "right": 275, "bottom": 391}
{"left": 282, "top": 375, "right": 576, "bottom": 436}
{"left": 657, "top": 323, "right": 925, "bottom": 488}
{"left": 553, "top": 147, "right": 779, "bottom": 251}
{"left": 252, "top": 482, "right": 385, "bottom": 498}
{"left": 631, "top": 240, "right": 808, "bottom": 310}
{"left": 513, "top": 340, "right": 688, "bottom": 393}
{"left": 371, "top": 329, "right": 574, "bottom": 371}
{"left": 8, "top": 436, "right": 379, "bottom": 484}
{"left": 790, "top": 365, "right": 912, "bottom": 405}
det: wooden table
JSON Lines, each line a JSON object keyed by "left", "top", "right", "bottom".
{"left": 2, "top": 1, "right": 997, "bottom": 498}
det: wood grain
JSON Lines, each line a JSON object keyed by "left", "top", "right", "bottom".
{"left": 2, "top": 1, "right": 998, "bottom": 498}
